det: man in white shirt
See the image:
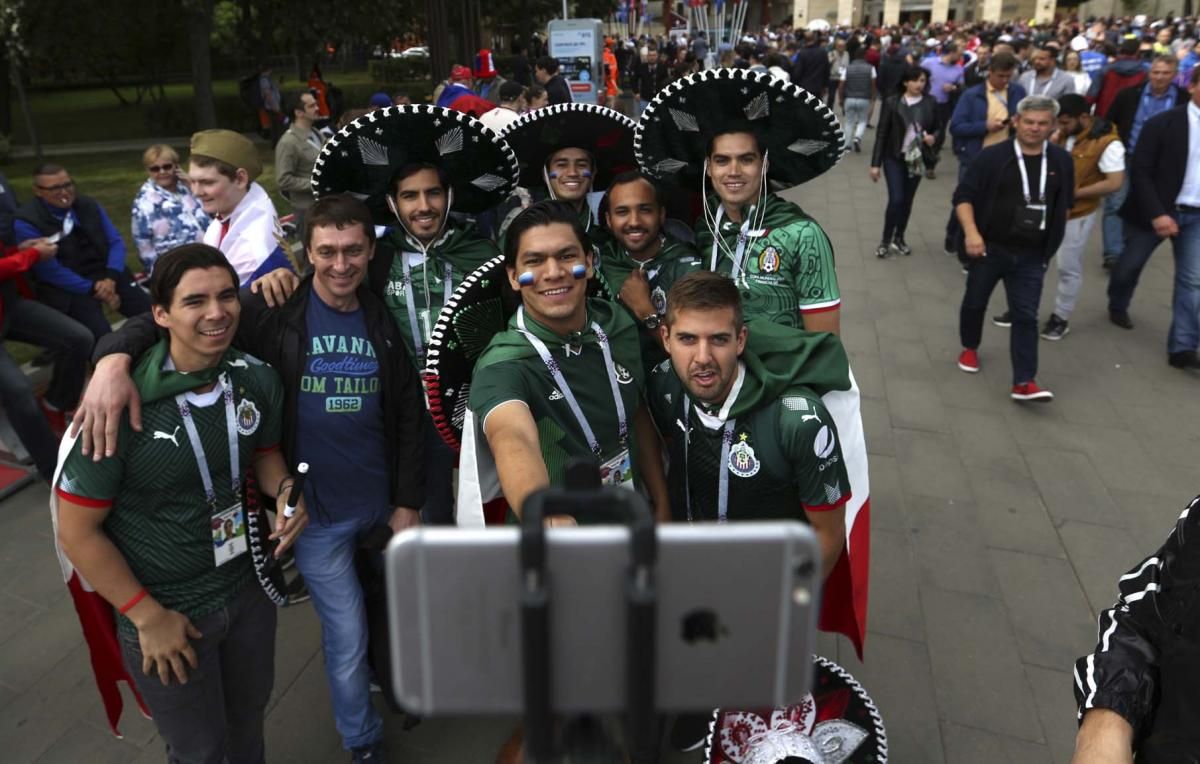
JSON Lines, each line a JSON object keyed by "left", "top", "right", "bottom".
{"left": 1042, "top": 94, "right": 1126, "bottom": 341}
{"left": 477, "top": 81, "right": 525, "bottom": 134}
{"left": 1106, "top": 68, "right": 1200, "bottom": 370}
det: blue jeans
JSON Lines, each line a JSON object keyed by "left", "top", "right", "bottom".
{"left": 37, "top": 269, "right": 150, "bottom": 340}
{"left": 1101, "top": 174, "right": 1129, "bottom": 261}
{"left": 843, "top": 98, "right": 870, "bottom": 146}
{"left": 881, "top": 156, "right": 922, "bottom": 243}
{"left": 294, "top": 506, "right": 390, "bottom": 750}
{"left": 1108, "top": 210, "right": 1200, "bottom": 354}
{"left": 960, "top": 248, "right": 1048, "bottom": 385}
{"left": 0, "top": 296, "right": 93, "bottom": 479}
{"left": 120, "top": 583, "right": 277, "bottom": 764}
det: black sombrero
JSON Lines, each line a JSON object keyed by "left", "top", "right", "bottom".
{"left": 424, "top": 255, "right": 613, "bottom": 451}
{"left": 500, "top": 103, "right": 637, "bottom": 191}
{"left": 243, "top": 468, "right": 287, "bottom": 607}
{"left": 310, "top": 105, "right": 520, "bottom": 222}
{"left": 634, "top": 68, "right": 847, "bottom": 188}
{"left": 704, "top": 655, "right": 888, "bottom": 764}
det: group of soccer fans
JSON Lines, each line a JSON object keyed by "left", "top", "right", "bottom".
{"left": 45, "top": 68, "right": 873, "bottom": 762}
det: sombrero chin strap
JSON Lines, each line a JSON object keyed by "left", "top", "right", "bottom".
{"left": 702, "top": 151, "right": 770, "bottom": 279}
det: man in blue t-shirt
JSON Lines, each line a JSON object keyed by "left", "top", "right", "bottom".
{"left": 74, "top": 195, "right": 425, "bottom": 762}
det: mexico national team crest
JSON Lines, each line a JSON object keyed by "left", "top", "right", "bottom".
{"left": 758, "top": 246, "right": 781, "bottom": 274}
{"left": 728, "top": 433, "right": 760, "bottom": 478}
{"left": 236, "top": 399, "right": 261, "bottom": 436}
{"left": 651, "top": 286, "right": 667, "bottom": 314}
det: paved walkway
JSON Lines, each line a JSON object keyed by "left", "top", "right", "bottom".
{"left": 1, "top": 139, "right": 1196, "bottom": 763}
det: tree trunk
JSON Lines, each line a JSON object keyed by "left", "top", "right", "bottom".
{"left": 427, "top": 0, "right": 450, "bottom": 85}
{"left": 0, "top": 54, "right": 11, "bottom": 136}
{"left": 187, "top": 0, "right": 218, "bottom": 130}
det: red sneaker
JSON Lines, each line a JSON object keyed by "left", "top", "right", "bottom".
{"left": 957, "top": 348, "right": 980, "bottom": 373}
{"left": 1011, "top": 381, "right": 1054, "bottom": 402}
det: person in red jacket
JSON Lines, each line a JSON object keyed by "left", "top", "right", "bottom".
{"left": 0, "top": 237, "right": 93, "bottom": 479}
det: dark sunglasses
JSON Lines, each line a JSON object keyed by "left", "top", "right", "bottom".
{"left": 148, "top": 163, "right": 177, "bottom": 173}
{"left": 35, "top": 180, "right": 75, "bottom": 192}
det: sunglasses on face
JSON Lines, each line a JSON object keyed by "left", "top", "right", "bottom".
{"left": 148, "top": 163, "right": 176, "bottom": 173}
{"left": 36, "top": 181, "right": 75, "bottom": 192}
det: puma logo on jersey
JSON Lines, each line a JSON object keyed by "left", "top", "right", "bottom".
{"left": 800, "top": 412, "right": 821, "bottom": 424}
{"left": 153, "top": 426, "right": 181, "bottom": 447}
{"left": 227, "top": 359, "right": 248, "bottom": 368}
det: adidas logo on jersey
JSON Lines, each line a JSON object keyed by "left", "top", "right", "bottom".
{"left": 549, "top": 389, "right": 564, "bottom": 401}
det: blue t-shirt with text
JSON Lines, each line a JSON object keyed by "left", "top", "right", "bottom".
{"left": 295, "top": 294, "right": 389, "bottom": 520}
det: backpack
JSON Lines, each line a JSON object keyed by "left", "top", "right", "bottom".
{"left": 239, "top": 73, "right": 264, "bottom": 111}
{"left": 1095, "top": 68, "right": 1146, "bottom": 118}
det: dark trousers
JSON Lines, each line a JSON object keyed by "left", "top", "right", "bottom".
{"left": 945, "top": 159, "right": 971, "bottom": 260}
{"left": 959, "top": 249, "right": 1048, "bottom": 385}
{"left": 0, "top": 297, "right": 93, "bottom": 479}
{"left": 1108, "top": 210, "right": 1200, "bottom": 353}
{"left": 931, "top": 100, "right": 955, "bottom": 165}
{"left": 39, "top": 270, "right": 151, "bottom": 340}
{"left": 881, "top": 157, "right": 923, "bottom": 243}
{"left": 120, "top": 583, "right": 277, "bottom": 764}
{"left": 420, "top": 409, "right": 457, "bottom": 525}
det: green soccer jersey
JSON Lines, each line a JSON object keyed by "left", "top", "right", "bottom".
{"left": 596, "top": 233, "right": 702, "bottom": 372}
{"left": 56, "top": 341, "right": 284, "bottom": 637}
{"left": 469, "top": 298, "right": 645, "bottom": 494}
{"left": 694, "top": 193, "right": 840, "bottom": 329}
{"left": 648, "top": 364, "right": 852, "bottom": 522}
{"left": 378, "top": 225, "right": 498, "bottom": 366}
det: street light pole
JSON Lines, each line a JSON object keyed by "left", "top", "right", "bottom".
{"left": 563, "top": 0, "right": 568, "bottom": 19}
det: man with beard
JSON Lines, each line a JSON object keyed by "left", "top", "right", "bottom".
{"left": 597, "top": 170, "right": 701, "bottom": 370}
{"left": 635, "top": 69, "right": 848, "bottom": 335}
{"left": 497, "top": 103, "right": 637, "bottom": 246}
{"left": 466, "top": 200, "right": 669, "bottom": 521}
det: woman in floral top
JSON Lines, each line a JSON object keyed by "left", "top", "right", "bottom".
{"left": 130, "top": 144, "right": 210, "bottom": 273}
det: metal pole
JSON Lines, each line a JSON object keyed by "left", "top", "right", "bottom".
{"left": 563, "top": 0, "right": 569, "bottom": 18}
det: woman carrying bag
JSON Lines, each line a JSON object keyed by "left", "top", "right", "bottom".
{"left": 869, "top": 66, "right": 941, "bottom": 258}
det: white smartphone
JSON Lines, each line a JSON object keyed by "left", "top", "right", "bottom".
{"left": 385, "top": 522, "right": 819, "bottom": 715}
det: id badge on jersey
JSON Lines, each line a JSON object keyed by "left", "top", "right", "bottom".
{"left": 211, "top": 503, "right": 248, "bottom": 566}
{"left": 599, "top": 449, "right": 634, "bottom": 490}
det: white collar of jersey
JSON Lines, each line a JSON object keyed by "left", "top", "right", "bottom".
{"left": 694, "top": 361, "right": 746, "bottom": 430}
{"left": 162, "top": 356, "right": 224, "bottom": 407}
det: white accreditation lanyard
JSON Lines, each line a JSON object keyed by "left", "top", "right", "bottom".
{"left": 1014, "top": 139, "right": 1048, "bottom": 230}
{"left": 175, "top": 372, "right": 240, "bottom": 509}
{"left": 709, "top": 205, "right": 756, "bottom": 283}
{"left": 516, "top": 307, "right": 628, "bottom": 457}
{"left": 400, "top": 253, "right": 453, "bottom": 361}
{"left": 681, "top": 397, "right": 735, "bottom": 524}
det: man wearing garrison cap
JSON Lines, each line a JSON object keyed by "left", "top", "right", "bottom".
{"left": 188, "top": 129, "right": 293, "bottom": 286}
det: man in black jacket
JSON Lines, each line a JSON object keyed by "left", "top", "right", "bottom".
{"left": 1100, "top": 56, "right": 1187, "bottom": 270}
{"left": 953, "top": 95, "right": 1074, "bottom": 402}
{"left": 70, "top": 195, "right": 425, "bottom": 761}
{"left": 632, "top": 46, "right": 670, "bottom": 116}
{"left": 534, "top": 56, "right": 572, "bottom": 105}
{"left": 792, "top": 32, "right": 832, "bottom": 100}
{"left": 1107, "top": 68, "right": 1200, "bottom": 370}
{"left": 1072, "top": 494, "right": 1200, "bottom": 763}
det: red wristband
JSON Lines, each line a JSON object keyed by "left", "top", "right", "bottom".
{"left": 118, "top": 588, "right": 148, "bottom": 615}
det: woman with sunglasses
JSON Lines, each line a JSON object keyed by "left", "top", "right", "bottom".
{"left": 131, "top": 144, "right": 210, "bottom": 273}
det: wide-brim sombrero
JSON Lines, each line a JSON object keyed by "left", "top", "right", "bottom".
{"left": 500, "top": 103, "right": 637, "bottom": 191}
{"left": 635, "top": 68, "right": 847, "bottom": 188}
{"left": 424, "top": 255, "right": 613, "bottom": 451}
{"left": 704, "top": 655, "right": 888, "bottom": 763}
{"left": 310, "top": 105, "right": 520, "bottom": 221}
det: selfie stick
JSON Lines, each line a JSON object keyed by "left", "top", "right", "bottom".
{"left": 520, "top": 459, "right": 658, "bottom": 763}
{"left": 283, "top": 463, "right": 308, "bottom": 519}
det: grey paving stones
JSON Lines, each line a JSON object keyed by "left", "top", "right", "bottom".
{"left": 988, "top": 549, "right": 1096, "bottom": 670}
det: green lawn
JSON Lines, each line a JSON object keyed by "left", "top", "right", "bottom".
{"left": 10, "top": 72, "right": 432, "bottom": 146}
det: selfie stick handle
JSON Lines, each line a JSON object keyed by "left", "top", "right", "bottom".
{"left": 283, "top": 463, "right": 308, "bottom": 519}
{"left": 519, "top": 486, "right": 554, "bottom": 762}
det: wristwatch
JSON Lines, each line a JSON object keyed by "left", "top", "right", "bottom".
{"left": 641, "top": 314, "right": 662, "bottom": 330}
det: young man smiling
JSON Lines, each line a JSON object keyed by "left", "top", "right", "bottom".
{"left": 54, "top": 244, "right": 308, "bottom": 761}
{"left": 187, "top": 129, "right": 292, "bottom": 286}
{"left": 633, "top": 69, "right": 847, "bottom": 335}
{"left": 467, "top": 200, "right": 669, "bottom": 519}
{"left": 74, "top": 196, "right": 426, "bottom": 761}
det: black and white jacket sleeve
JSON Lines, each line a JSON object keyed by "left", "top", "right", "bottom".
{"left": 1073, "top": 495, "right": 1200, "bottom": 739}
